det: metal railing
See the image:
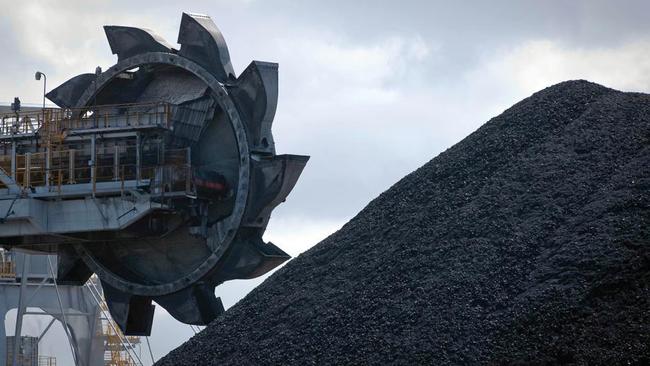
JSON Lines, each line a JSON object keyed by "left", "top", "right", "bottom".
{"left": 38, "top": 356, "right": 57, "bottom": 366}
{"left": 87, "top": 277, "right": 143, "bottom": 366}
{"left": 0, "top": 102, "right": 172, "bottom": 138}
{"left": 3, "top": 147, "right": 192, "bottom": 196}
{"left": 0, "top": 260, "right": 15, "bottom": 279}
{"left": 0, "top": 114, "right": 40, "bottom": 135}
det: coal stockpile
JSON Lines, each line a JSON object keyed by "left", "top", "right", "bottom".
{"left": 156, "top": 80, "right": 650, "bottom": 365}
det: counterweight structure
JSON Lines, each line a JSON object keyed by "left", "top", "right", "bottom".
{"left": 0, "top": 13, "right": 308, "bottom": 335}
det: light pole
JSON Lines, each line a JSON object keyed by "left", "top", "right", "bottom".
{"left": 34, "top": 71, "right": 46, "bottom": 109}
{"left": 35, "top": 71, "right": 48, "bottom": 186}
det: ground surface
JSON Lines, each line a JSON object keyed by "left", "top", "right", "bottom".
{"left": 156, "top": 80, "right": 650, "bottom": 365}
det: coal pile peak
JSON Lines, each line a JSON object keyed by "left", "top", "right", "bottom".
{"left": 156, "top": 80, "right": 650, "bottom": 365}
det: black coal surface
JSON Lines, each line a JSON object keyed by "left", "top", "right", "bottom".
{"left": 157, "top": 81, "right": 650, "bottom": 365}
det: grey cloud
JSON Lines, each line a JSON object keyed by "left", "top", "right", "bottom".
{"left": 2, "top": 1, "right": 649, "bottom": 223}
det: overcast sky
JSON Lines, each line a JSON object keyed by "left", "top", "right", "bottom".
{"left": 1, "top": 1, "right": 650, "bottom": 364}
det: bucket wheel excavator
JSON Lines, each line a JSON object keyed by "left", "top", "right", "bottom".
{"left": 0, "top": 13, "right": 308, "bottom": 335}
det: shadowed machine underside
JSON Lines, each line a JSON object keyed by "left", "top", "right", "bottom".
{"left": 0, "top": 13, "right": 308, "bottom": 335}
